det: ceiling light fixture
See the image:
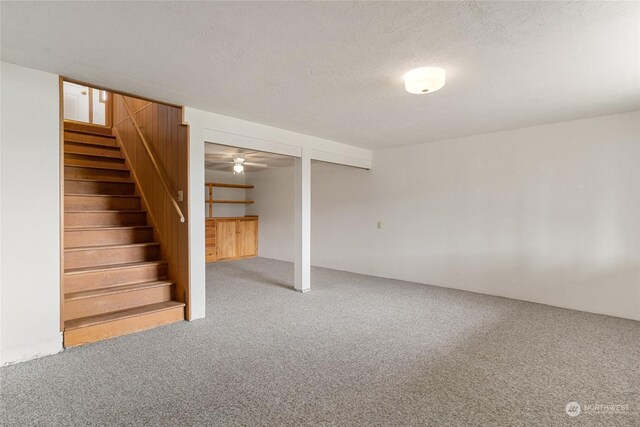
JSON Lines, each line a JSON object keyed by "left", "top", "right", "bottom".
{"left": 404, "top": 67, "right": 446, "bottom": 94}
{"left": 233, "top": 156, "right": 245, "bottom": 175}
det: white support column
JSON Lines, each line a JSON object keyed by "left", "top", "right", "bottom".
{"left": 184, "top": 107, "right": 206, "bottom": 320}
{"left": 294, "top": 149, "right": 311, "bottom": 292}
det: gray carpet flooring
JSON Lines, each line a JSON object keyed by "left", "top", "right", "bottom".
{"left": 1, "top": 257, "right": 639, "bottom": 426}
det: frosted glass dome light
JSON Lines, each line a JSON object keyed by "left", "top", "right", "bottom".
{"left": 404, "top": 67, "right": 446, "bottom": 94}
{"left": 232, "top": 155, "right": 246, "bottom": 174}
{"left": 233, "top": 161, "right": 244, "bottom": 174}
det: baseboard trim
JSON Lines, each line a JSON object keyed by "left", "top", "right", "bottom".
{"left": 1, "top": 332, "right": 63, "bottom": 366}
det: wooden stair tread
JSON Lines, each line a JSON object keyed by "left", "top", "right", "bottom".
{"left": 66, "top": 224, "right": 145, "bottom": 230}
{"left": 64, "top": 209, "right": 146, "bottom": 213}
{"left": 66, "top": 280, "right": 173, "bottom": 301}
{"left": 64, "top": 194, "right": 140, "bottom": 198}
{"left": 64, "top": 225, "right": 152, "bottom": 231}
{"left": 64, "top": 301, "right": 185, "bottom": 330}
{"left": 64, "top": 122, "right": 114, "bottom": 137}
{"left": 65, "top": 131, "right": 115, "bottom": 139}
{"left": 65, "top": 242, "right": 159, "bottom": 252}
{"left": 64, "top": 149, "right": 123, "bottom": 160}
{"left": 64, "top": 178, "right": 133, "bottom": 184}
{"left": 65, "top": 260, "right": 167, "bottom": 275}
{"left": 65, "top": 164, "right": 131, "bottom": 173}
{"left": 64, "top": 135, "right": 118, "bottom": 149}
{"left": 64, "top": 152, "right": 124, "bottom": 161}
{"left": 65, "top": 139, "right": 119, "bottom": 148}
{"left": 64, "top": 142, "right": 121, "bottom": 151}
{"left": 65, "top": 161, "right": 126, "bottom": 170}
{"left": 64, "top": 166, "right": 131, "bottom": 182}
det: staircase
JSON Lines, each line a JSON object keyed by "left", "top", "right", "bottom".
{"left": 63, "top": 122, "right": 185, "bottom": 347}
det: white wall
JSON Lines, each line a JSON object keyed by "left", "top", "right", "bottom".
{"left": 0, "top": 62, "right": 62, "bottom": 364}
{"left": 246, "top": 167, "right": 295, "bottom": 259}
{"left": 251, "top": 111, "right": 640, "bottom": 321}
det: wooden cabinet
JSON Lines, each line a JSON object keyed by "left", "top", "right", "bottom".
{"left": 216, "top": 219, "right": 237, "bottom": 261}
{"left": 205, "top": 218, "right": 217, "bottom": 263}
{"left": 236, "top": 218, "right": 258, "bottom": 258}
{"left": 205, "top": 216, "right": 258, "bottom": 263}
{"left": 204, "top": 182, "right": 257, "bottom": 263}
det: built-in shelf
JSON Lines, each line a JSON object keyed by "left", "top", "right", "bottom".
{"left": 209, "top": 182, "right": 254, "bottom": 189}
{"left": 210, "top": 200, "right": 255, "bottom": 204}
{"left": 205, "top": 182, "right": 254, "bottom": 217}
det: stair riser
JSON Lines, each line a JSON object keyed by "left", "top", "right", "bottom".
{"left": 65, "top": 131, "right": 117, "bottom": 147}
{"left": 65, "top": 245, "right": 160, "bottom": 269}
{"left": 65, "top": 153, "right": 126, "bottom": 169}
{"left": 65, "top": 166, "right": 131, "bottom": 182}
{"left": 64, "top": 122, "right": 113, "bottom": 136}
{"left": 63, "top": 305, "right": 184, "bottom": 347}
{"left": 65, "top": 263, "right": 167, "bottom": 293}
{"left": 64, "top": 142, "right": 122, "bottom": 158}
{"left": 65, "top": 180, "right": 135, "bottom": 195}
{"left": 65, "top": 285, "right": 173, "bottom": 321}
{"left": 65, "top": 195, "right": 140, "bottom": 211}
{"left": 65, "top": 227, "right": 154, "bottom": 248}
{"left": 65, "top": 211, "right": 147, "bottom": 228}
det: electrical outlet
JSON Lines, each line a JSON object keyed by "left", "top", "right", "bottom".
{"left": 177, "top": 190, "right": 184, "bottom": 202}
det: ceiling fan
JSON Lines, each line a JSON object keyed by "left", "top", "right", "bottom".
{"left": 205, "top": 153, "right": 268, "bottom": 174}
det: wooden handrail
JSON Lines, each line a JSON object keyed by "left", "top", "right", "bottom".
{"left": 120, "top": 97, "right": 185, "bottom": 223}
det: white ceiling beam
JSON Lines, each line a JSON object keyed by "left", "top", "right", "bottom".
{"left": 186, "top": 107, "right": 372, "bottom": 169}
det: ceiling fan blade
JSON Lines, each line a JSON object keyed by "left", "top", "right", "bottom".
{"left": 205, "top": 159, "right": 234, "bottom": 164}
{"left": 245, "top": 155, "right": 274, "bottom": 161}
{"left": 244, "top": 162, "right": 268, "bottom": 168}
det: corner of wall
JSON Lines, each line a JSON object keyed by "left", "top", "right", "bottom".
{"left": 1, "top": 61, "right": 62, "bottom": 365}
{"left": 1, "top": 332, "right": 63, "bottom": 366}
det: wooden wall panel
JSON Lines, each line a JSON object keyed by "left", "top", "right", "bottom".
{"left": 112, "top": 94, "right": 191, "bottom": 318}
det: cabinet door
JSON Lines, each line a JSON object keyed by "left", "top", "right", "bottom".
{"left": 205, "top": 219, "right": 217, "bottom": 263}
{"left": 237, "top": 219, "right": 258, "bottom": 258}
{"left": 216, "top": 220, "right": 237, "bottom": 260}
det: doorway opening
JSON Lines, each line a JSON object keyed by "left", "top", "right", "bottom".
{"left": 62, "top": 81, "right": 111, "bottom": 126}
{"left": 204, "top": 143, "right": 295, "bottom": 265}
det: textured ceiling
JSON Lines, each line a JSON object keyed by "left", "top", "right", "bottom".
{"left": 2, "top": 1, "right": 639, "bottom": 149}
